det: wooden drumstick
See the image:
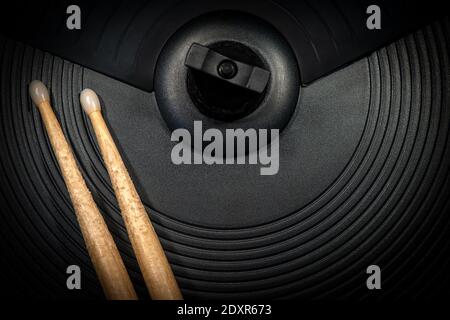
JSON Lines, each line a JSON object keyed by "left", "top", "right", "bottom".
{"left": 29, "top": 81, "right": 137, "bottom": 300}
{"left": 80, "top": 89, "right": 183, "bottom": 300}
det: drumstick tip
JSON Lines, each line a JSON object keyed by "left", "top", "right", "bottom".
{"left": 29, "top": 80, "right": 50, "bottom": 106}
{"left": 80, "top": 89, "right": 102, "bottom": 115}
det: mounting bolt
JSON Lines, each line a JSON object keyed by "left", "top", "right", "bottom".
{"left": 217, "top": 60, "right": 238, "bottom": 79}
{"left": 185, "top": 43, "right": 270, "bottom": 93}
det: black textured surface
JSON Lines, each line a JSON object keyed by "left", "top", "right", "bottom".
{"left": 0, "top": 0, "right": 446, "bottom": 90}
{"left": 0, "top": 17, "right": 449, "bottom": 299}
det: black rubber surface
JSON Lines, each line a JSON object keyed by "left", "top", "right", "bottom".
{"left": 0, "top": 18, "right": 449, "bottom": 299}
{"left": 1, "top": 0, "right": 446, "bottom": 90}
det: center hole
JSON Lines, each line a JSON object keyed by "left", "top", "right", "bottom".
{"left": 186, "top": 41, "right": 268, "bottom": 122}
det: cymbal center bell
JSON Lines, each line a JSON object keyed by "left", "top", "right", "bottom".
{"left": 154, "top": 11, "right": 300, "bottom": 134}
{"left": 185, "top": 40, "right": 270, "bottom": 122}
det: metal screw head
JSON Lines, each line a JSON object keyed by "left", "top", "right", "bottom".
{"left": 217, "top": 60, "right": 238, "bottom": 79}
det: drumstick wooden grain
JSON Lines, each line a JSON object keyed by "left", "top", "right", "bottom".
{"left": 80, "top": 89, "right": 183, "bottom": 300}
{"left": 29, "top": 81, "right": 137, "bottom": 300}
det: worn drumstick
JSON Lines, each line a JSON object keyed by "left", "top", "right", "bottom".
{"left": 29, "top": 81, "right": 137, "bottom": 300}
{"left": 80, "top": 89, "right": 183, "bottom": 300}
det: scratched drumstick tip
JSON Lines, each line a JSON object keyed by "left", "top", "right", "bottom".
{"left": 80, "top": 88, "right": 102, "bottom": 115}
{"left": 29, "top": 80, "right": 50, "bottom": 106}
